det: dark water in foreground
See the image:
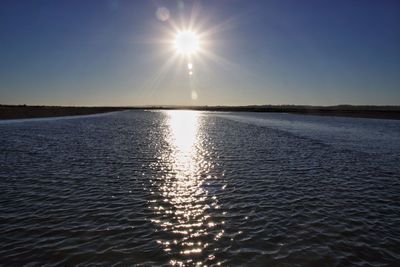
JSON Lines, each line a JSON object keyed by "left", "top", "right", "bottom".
{"left": 1, "top": 110, "right": 399, "bottom": 266}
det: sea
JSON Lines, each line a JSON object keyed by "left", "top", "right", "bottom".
{"left": 1, "top": 110, "right": 399, "bottom": 266}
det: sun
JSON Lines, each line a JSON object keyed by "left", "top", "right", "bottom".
{"left": 174, "top": 31, "right": 199, "bottom": 55}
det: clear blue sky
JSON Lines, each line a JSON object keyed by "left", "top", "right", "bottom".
{"left": 1, "top": 0, "right": 399, "bottom": 106}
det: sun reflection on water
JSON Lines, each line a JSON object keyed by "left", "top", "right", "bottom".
{"left": 168, "top": 110, "right": 199, "bottom": 154}
{"left": 149, "top": 110, "right": 223, "bottom": 266}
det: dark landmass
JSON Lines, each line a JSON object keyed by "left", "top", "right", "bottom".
{"left": 180, "top": 105, "right": 400, "bottom": 120}
{"left": 1, "top": 104, "right": 400, "bottom": 120}
{"left": 0, "top": 105, "right": 125, "bottom": 120}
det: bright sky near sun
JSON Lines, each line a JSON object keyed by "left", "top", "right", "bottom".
{"left": 0, "top": 0, "right": 399, "bottom": 106}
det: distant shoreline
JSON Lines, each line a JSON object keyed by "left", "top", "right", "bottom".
{"left": 0, "top": 105, "right": 126, "bottom": 120}
{"left": 1, "top": 104, "right": 400, "bottom": 120}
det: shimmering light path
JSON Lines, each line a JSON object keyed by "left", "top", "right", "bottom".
{"left": 149, "top": 111, "right": 225, "bottom": 265}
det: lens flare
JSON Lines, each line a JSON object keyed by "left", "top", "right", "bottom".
{"left": 191, "top": 90, "right": 198, "bottom": 100}
{"left": 156, "top": 7, "right": 170, "bottom": 21}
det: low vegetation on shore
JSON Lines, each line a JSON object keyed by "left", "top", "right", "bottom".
{"left": 0, "top": 105, "right": 125, "bottom": 120}
{"left": 1, "top": 104, "right": 400, "bottom": 120}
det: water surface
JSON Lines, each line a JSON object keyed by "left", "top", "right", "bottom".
{"left": 1, "top": 110, "right": 399, "bottom": 266}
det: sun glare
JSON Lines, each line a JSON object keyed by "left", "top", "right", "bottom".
{"left": 174, "top": 31, "right": 199, "bottom": 55}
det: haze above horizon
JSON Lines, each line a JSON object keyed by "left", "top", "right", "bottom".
{"left": 1, "top": 0, "right": 399, "bottom": 106}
